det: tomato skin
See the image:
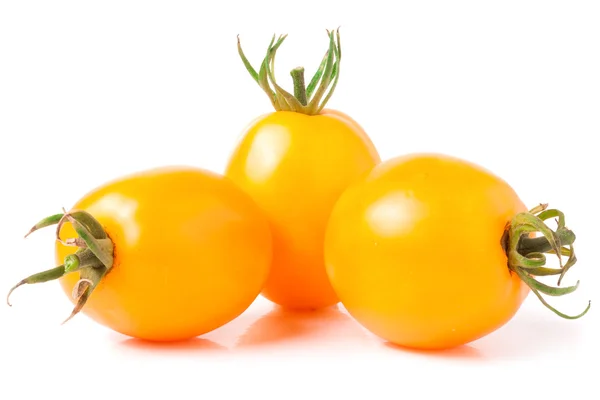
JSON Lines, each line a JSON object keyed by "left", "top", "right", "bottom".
{"left": 225, "top": 110, "right": 380, "bottom": 309}
{"left": 56, "top": 166, "right": 272, "bottom": 342}
{"left": 324, "top": 153, "right": 530, "bottom": 349}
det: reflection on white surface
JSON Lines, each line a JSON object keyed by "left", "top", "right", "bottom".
{"left": 365, "top": 192, "right": 424, "bottom": 237}
{"left": 244, "top": 126, "right": 291, "bottom": 183}
{"left": 234, "top": 303, "right": 372, "bottom": 349}
{"left": 92, "top": 193, "right": 139, "bottom": 243}
{"left": 2, "top": 290, "right": 593, "bottom": 400}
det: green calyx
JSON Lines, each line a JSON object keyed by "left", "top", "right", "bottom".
{"left": 237, "top": 28, "right": 341, "bottom": 115}
{"left": 7, "top": 210, "right": 114, "bottom": 324}
{"left": 506, "top": 203, "right": 591, "bottom": 319}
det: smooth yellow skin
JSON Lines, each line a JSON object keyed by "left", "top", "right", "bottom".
{"left": 225, "top": 110, "right": 380, "bottom": 309}
{"left": 57, "top": 166, "right": 272, "bottom": 341}
{"left": 325, "top": 154, "right": 530, "bottom": 349}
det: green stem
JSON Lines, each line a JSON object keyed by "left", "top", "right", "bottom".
{"left": 291, "top": 67, "right": 308, "bottom": 106}
{"left": 506, "top": 203, "right": 590, "bottom": 319}
{"left": 64, "top": 248, "right": 105, "bottom": 273}
{"left": 64, "top": 213, "right": 113, "bottom": 268}
{"left": 237, "top": 29, "right": 342, "bottom": 115}
{"left": 7, "top": 210, "right": 114, "bottom": 323}
{"left": 519, "top": 228, "right": 576, "bottom": 255}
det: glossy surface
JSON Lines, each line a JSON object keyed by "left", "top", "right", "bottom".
{"left": 225, "top": 110, "right": 380, "bottom": 309}
{"left": 56, "top": 167, "right": 272, "bottom": 341}
{"left": 324, "top": 153, "right": 530, "bottom": 349}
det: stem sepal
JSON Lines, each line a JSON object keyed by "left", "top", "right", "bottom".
{"left": 507, "top": 203, "right": 591, "bottom": 319}
{"left": 237, "top": 28, "right": 342, "bottom": 115}
{"left": 7, "top": 210, "right": 114, "bottom": 324}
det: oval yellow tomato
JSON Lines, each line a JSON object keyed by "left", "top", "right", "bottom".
{"left": 13, "top": 166, "right": 272, "bottom": 342}
{"left": 226, "top": 111, "right": 379, "bottom": 309}
{"left": 228, "top": 30, "right": 381, "bottom": 309}
{"left": 324, "top": 153, "right": 588, "bottom": 349}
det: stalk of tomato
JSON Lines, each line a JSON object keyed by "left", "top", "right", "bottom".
{"left": 225, "top": 30, "right": 381, "bottom": 309}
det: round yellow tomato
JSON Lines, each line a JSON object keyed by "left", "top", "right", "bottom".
{"left": 13, "top": 166, "right": 272, "bottom": 342}
{"left": 227, "top": 31, "right": 381, "bottom": 309}
{"left": 226, "top": 111, "right": 379, "bottom": 309}
{"left": 324, "top": 153, "right": 589, "bottom": 349}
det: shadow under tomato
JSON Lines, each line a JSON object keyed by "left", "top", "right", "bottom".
{"left": 235, "top": 303, "right": 370, "bottom": 348}
{"left": 118, "top": 337, "right": 228, "bottom": 353}
{"left": 383, "top": 341, "right": 485, "bottom": 360}
{"left": 383, "top": 302, "right": 588, "bottom": 360}
{"left": 470, "top": 306, "right": 587, "bottom": 360}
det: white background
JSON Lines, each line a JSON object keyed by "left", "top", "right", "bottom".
{"left": 1, "top": 1, "right": 599, "bottom": 399}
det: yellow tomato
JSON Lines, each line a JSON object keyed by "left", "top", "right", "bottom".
{"left": 325, "top": 153, "right": 589, "bottom": 349}
{"left": 226, "top": 111, "right": 379, "bottom": 309}
{"left": 12, "top": 166, "right": 272, "bottom": 342}
{"left": 226, "top": 31, "right": 381, "bottom": 309}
